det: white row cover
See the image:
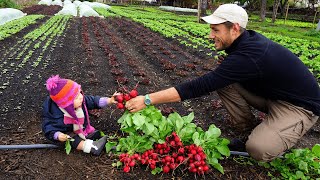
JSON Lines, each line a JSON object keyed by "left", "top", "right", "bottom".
{"left": 38, "top": 0, "right": 52, "bottom": 5}
{"left": 56, "top": 3, "right": 77, "bottom": 16}
{"left": 159, "top": 6, "right": 198, "bottom": 13}
{"left": 55, "top": 1, "right": 108, "bottom": 17}
{"left": 79, "top": 4, "right": 100, "bottom": 17}
{"left": 64, "top": 0, "right": 73, "bottom": 5}
{"left": 84, "top": 1, "right": 110, "bottom": 10}
{"left": 38, "top": 0, "right": 110, "bottom": 9}
{"left": 51, "top": 0, "right": 63, "bottom": 6}
{"left": 0, "top": 8, "right": 27, "bottom": 25}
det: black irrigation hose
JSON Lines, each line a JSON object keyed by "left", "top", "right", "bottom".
{"left": 230, "top": 150, "right": 284, "bottom": 158}
{"left": 0, "top": 144, "right": 284, "bottom": 158}
{"left": 0, "top": 144, "right": 59, "bottom": 150}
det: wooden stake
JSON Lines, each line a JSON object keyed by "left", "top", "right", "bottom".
{"left": 284, "top": 3, "right": 289, "bottom": 25}
{"left": 198, "top": 0, "right": 201, "bottom": 23}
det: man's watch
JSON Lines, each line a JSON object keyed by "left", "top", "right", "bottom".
{"left": 144, "top": 94, "right": 151, "bottom": 106}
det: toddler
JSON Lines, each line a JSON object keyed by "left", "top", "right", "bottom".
{"left": 42, "top": 75, "right": 116, "bottom": 155}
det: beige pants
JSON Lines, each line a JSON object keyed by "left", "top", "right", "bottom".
{"left": 217, "top": 83, "right": 319, "bottom": 161}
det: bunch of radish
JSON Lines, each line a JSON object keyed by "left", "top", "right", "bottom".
{"left": 118, "top": 132, "right": 210, "bottom": 175}
{"left": 115, "top": 84, "right": 139, "bottom": 110}
{"left": 119, "top": 153, "right": 141, "bottom": 173}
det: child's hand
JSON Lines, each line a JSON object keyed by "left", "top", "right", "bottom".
{"left": 58, "top": 133, "right": 70, "bottom": 142}
{"left": 108, "top": 92, "right": 120, "bottom": 104}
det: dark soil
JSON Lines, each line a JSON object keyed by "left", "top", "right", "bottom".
{"left": 0, "top": 11, "right": 319, "bottom": 179}
{"left": 21, "top": 5, "right": 62, "bottom": 15}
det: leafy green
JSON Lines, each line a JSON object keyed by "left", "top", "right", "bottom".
{"left": 65, "top": 139, "right": 72, "bottom": 155}
{"left": 109, "top": 105, "right": 230, "bottom": 173}
{"left": 266, "top": 144, "right": 320, "bottom": 179}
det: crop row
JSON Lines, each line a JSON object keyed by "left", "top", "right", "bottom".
{"left": 108, "top": 18, "right": 212, "bottom": 81}
{"left": 0, "top": 15, "right": 44, "bottom": 41}
{"left": 0, "top": 15, "right": 70, "bottom": 94}
{"left": 98, "top": 6, "right": 320, "bottom": 80}
{"left": 80, "top": 16, "right": 151, "bottom": 90}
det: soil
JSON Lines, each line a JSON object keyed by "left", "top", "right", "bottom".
{"left": 0, "top": 7, "right": 319, "bottom": 179}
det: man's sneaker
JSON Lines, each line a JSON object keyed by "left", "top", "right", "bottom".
{"left": 228, "top": 138, "right": 246, "bottom": 152}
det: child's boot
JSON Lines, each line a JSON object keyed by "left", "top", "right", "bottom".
{"left": 83, "top": 135, "right": 108, "bottom": 156}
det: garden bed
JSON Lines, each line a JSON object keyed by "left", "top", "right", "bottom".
{"left": 0, "top": 8, "right": 319, "bottom": 179}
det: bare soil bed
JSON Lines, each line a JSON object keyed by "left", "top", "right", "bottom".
{"left": 0, "top": 10, "right": 319, "bottom": 179}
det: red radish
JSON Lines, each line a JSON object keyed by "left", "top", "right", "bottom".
{"left": 141, "top": 159, "right": 146, "bottom": 165}
{"left": 124, "top": 94, "right": 131, "bottom": 101}
{"left": 194, "top": 161, "right": 202, "bottom": 167}
{"left": 157, "top": 144, "right": 162, "bottom": 149}
{"left": 117, "top": 103, "right": 124, "bottom": 109}
{"left": 177, "top": 156, "right": 184, "bottom": 163}
{"left": 189, "top": 163, "right": 195, "bottom": 168}
{"left": 124, "top": 157, "right": 131, "bottom": 163}
{"left": 178, "top": 147, "right": 184, "bottom": 154}
{"left": 170, "top": 141, "right": 175, "bottom": 147}
{"left": 191, "top": 149, "right": 197, "bottom": 155}
{"left": 169, "top": 163, "right": 176, "bottom": 169}
{"left": 190, "top": 167, "right": 197, "bottom": 173}
{"left": 174, "top": 136, "right": 180, "bottom": 142}
{"left": 164, "top": 156, "right": 171, "bottom": 162}
{"left": 150, "top": 160, "right": 156, "bottom": 165}
{"left": 163, "top": 166, "right": 170, "bottom": 173}
{"left": 129, "top": 89, "right": 138, "bottom": 98}
{"left": 129, "top": 160, "right": 136, "bottom": 167}
{"left": 194, "top": 154, "right": 201, "bottom": 161}
{"left": 123, "top": 166, "right": 130, "bottom": 173}
{"left": 150, "top": 164, "right": 156, "bottom": 170}
{"left": 202, "top": 165, "right": 209, "bottom": 172}
{"left": 172, "top": 132, "right": 177, "bottom": 136}
{"left": 172, "top": 152, "right": 178, "bottom": 158}
{"left": 116, "top": 95, "right": 123, "bottom": 103}
{"left": 151, "top": 154, "right": 157, "bottom": 160}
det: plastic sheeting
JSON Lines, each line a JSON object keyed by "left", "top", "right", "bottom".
{"left": 86, "top": 2, "right": 111, "bottom": 10}
{"left": 56, "top": 3, "right": 77, "bottom": 16}
{"left": 51, "top": 0, "right": 63, "bottom": 6}
{"left": 0, "top": 8, "right": 27, "bottom": 25}
{"left": 38, "top": 0, "right": 52, "bottom": 5}
{"left": 159, "top": 6, "right": 198, "bottom": 13}
{"left": 73, "top": 0, "right": 82, "bottom": 7}
{"left": 63, "top": 0, "right": 73, "bottom": 5}
{"left": 79, "top": 4, "right": 100, "bottom": 17}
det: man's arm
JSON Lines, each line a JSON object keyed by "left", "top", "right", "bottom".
{"left": 126, "top": 87, "right": 181, "bottom": 112}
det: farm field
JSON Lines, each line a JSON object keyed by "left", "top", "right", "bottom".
{"left": 0, "top": 5, "right": 320, "bottom": 179}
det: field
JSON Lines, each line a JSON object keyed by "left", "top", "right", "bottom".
{"left": 0, "top": 5, "right": 319, "bottom": 179}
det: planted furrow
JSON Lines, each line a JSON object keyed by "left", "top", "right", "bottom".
{"left": 90, "top": 17, "right": 135, "bottom": 88}
{"left": 97, "top": 18, "right": 152, "bottom": 86}
{"left": 0, "top": 15, "right": 70, "bottom": 95}
{"left": 109, "top": 18, "right": 208, "bottom": 83}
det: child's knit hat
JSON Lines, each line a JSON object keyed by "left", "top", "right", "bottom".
{"left": 46, "top": 75, "right": 81, "bottom": 120}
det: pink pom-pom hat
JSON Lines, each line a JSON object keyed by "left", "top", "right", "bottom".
{"left": 46, "top": 75, "right": 81, "bottom": 120}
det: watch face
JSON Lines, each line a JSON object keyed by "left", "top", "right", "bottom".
{"left": 145, "top": 99, "right": 151, "bottom": 105}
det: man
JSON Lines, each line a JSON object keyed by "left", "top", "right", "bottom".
{"left": 126, "top": 4, "right": 320, "bottom": 161}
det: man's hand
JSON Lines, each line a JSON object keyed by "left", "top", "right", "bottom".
{"left": 125, "top": 95, "right": 146, "bottom": 113}
{"left": 216, "top": 55, "right": 226, "bottom": 65}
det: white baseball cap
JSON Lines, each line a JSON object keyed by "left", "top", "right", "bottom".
{"left": 201, "top": 4, "right": 248, "bottom": 28}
